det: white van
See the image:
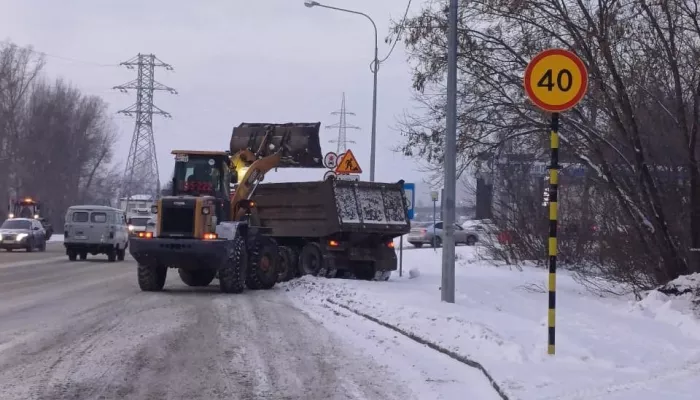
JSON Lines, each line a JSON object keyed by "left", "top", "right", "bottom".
{"left": 63, "top": 205, "right": 129, "bottom": 262}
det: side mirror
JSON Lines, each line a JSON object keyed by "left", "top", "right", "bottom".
{"left": 127, "top": 218, "right": 132, "bottom": 225}
{"left": 33, "top": 226, "right": 40, "bottom": 230}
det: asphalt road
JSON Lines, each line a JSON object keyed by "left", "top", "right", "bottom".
{"left": 0, "top": 244, "right": 418, "bottom": 400}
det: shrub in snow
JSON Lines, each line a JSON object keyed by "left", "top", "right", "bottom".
{"left": 656, "top": 273, "right": 700, "bottom": 298}
{"left": 408, "top": 268, "right": 420, "bottom": 279}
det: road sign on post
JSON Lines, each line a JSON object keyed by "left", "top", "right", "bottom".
{"left": 335, "top": 149, "right": 362, "bottom": 174}
{"left": 524, "top": 48, "right": 588, "bottom": 356}
{"left": 403, "top": 183, "right": 415, "bottom": 220}
{"left": 323, "top": 152, "right": 338, "bottom": 169}
{"left": 430, "top": 190, "right": 439, "bottom": 249}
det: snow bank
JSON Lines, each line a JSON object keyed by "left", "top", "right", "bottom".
{"left": 283, "top": 247, "right": 700, "bottom": 400}
{"left": 48, "top": 234, "right": 64, "bottom": 243}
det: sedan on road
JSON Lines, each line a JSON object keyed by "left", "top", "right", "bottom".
{"left": 407, "top": 221, "right": 480, "bottom": 248}
{"left": 0, "top": 218, "right": 47, "bottom": 252}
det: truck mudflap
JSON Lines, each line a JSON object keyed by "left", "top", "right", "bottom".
{"left": 229, "top": 122, "right": 324, "bottom": 168}
{"left": 129, "top": 237, "right": 229, "bottom": 269}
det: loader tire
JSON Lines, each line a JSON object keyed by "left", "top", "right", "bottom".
{"left": 246, "top": 236, "right": 279, "bottom": 290}
{"left": 138, "top": 264, "right": 167, "bottom": 292}
{"left": 178, "top": 268, "right": 216, "bottom": 287}
{"left": 219, "top": 236, "right": 247, "bottom": 294}
{"left": 276, "top": 246, "right": 296, "bottom": 283}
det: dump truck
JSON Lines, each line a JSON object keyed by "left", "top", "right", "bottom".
{"left": 128, "top": 121, "right": 409, "bottom": 294}
{"left": 249, "top": 178, "right": 410, "bottom": 282}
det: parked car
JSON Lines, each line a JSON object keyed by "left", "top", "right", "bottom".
{"left": 63, "top": 205, "right": 129, "bottom": 262}
{"left": 0, "top": 218, "right": 47, "bottom": 252}
{"left": 407, "top": 221, "right": 480, "bottom": 248}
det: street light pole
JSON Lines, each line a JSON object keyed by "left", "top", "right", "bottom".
{"left": 304, "top": 1, "right": 379, "bottom": 181}
{"left": 442, "top": 0, "right": 458, "bottom": 304}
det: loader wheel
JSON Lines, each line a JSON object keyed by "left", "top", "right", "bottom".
{"left": 80, "top": 252, "right": 87, "bottom": 260}
{"left": 276, "top": 246, "right": 296, "bottom": 282}
{"left": 68, "top": 250, "right": 77, "bottom": 261}
{"left": 137, "top": 264, "right": 167, "bottom": 292}
{"left": 178, "top": 268, "right": 216, "bottom": 287}
{"left": 107, "top": 249, "right": 117, "bottom": 262}
{"left": 299, "top": 242, "right": 324, "bottom": 276}
{"left": 246, "top": 236, "right": 279, "bottom": 290}
{"left": 219, "top": 236, "right": 247, "bottom": 294}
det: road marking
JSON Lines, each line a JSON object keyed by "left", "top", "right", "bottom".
{"left": 0, "top": 256, "right": 67, "bottom": 269}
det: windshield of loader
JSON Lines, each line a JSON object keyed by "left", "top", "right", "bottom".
{"left": 173, "top": 156, "right": 223, "bottom": 195}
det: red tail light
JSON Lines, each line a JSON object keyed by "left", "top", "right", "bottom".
{"left": 328, "top": 240, "right": 339, "bottom": 247}
{"left": 203, "top": 233, "right": 218, "bottom": 240}
{"left": 137, "top": 231, "right": 153, "bottom": 239}
{"left": 387, "top": 241, "right": 395, "bottom": 248}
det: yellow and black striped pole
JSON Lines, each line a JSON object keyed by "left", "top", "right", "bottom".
{"left": 547, "top": 112, "right": 560, "bottom": 355}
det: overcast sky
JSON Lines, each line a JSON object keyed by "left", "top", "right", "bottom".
{"left": 1, "top": 0, "right": 468, "bottom": 205}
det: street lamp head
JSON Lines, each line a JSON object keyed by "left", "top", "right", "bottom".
{"left": 304, "top": 1, "right": 319, "bottom": 8}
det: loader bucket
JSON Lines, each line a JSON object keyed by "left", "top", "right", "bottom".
{"left": 230, "top": 122, "right": 324, "bottom": 168}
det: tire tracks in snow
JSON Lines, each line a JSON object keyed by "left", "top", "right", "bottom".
{"left": 325, "top": 298, "right": 511, "bottom": 400}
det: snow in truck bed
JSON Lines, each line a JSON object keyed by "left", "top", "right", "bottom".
{"left": 283, "top": 245, "right": 700, "bottom": 400}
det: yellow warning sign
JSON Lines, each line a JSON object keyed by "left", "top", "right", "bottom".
{"left": 335, "top": 149, "right": 362, "bottom": 174}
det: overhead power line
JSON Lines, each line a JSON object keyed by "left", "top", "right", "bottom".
{"left": 0, "top": 40, "right": 120, "bottom": 67}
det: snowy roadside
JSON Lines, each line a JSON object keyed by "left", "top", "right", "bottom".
{"left": 282, "top": 246, "right": 700, "bottom": 400}
{"left": 48, "top": 234, "right": 64, "bottom": 243}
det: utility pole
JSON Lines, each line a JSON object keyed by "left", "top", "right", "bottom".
{"left": 114, "top": 54, "right": 177, "bottom": 203}
{"left": 442, "top": 0, "right": 458, "bottom": 303}
{"left": 326, "top": 92, "right": 360, "bottom": 154}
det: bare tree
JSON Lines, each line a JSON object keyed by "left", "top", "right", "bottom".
{"left": 0, "top": 42, "right": 121, "bottom": 226}
{"left": 390, "top": 0, "right": 700, "bottom": 289}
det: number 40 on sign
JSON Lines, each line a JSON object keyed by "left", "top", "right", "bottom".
{"left": 524, "top": 48, "right": 588, "bottom": 113}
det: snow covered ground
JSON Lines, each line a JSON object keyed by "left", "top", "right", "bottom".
{"left": 282, "top": 245, "right": 700, "bottom": 400}
{"left": 48, "top": 234, "right": 64, "bottom": 243}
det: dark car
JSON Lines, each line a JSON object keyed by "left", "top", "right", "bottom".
{"left": 0, "top": 218, "right": 47, "bottom": 252}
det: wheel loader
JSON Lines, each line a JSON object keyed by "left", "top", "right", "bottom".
{"left": 128, "top": 122, "right": 325, "bottom": 293}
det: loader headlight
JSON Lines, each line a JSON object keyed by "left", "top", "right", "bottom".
{"left": 128, "top": 225, "right": 135, "bottom": 231}
{"left": 202, "top": 207, "right": 210, "bottom": 215}
{"left": 8, "top": 213, "right": 14, "bottom": 218}
{"left": 33, "top": 214, "right": 39, "bottom": 219}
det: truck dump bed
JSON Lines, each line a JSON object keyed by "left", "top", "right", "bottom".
{"left": 252, "top": 179, "right": 410, "bottom": 238}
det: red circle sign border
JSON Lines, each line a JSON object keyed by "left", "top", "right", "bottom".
{"left": 523, "top": 48, "right": 588, "bottom": 113}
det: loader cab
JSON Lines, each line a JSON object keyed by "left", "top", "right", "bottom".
{"left": 171, "top": 150, "right": 232, "bottom": 222}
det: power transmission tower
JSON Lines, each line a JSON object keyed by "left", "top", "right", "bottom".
{"left": 114, "top": 53, "right": 177, "bottom": 202}
{"left": 326, "top": 92, "right": 359, "bottom": 154}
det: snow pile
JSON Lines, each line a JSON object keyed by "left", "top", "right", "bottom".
{"left": 48, "top": 234, "right": 64, "bottom": 243}
{"left": 283, "top": 247, "right": 700, "bottom": 400}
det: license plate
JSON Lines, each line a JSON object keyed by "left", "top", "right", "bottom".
{"left": 75, "top": 235, "right": 87, "bottom": 240}
{"left": 4, "top": 240, "right": 14, "bottom": 243}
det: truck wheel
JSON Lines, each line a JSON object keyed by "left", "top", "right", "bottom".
{"left": 299, "top": 242, "right": 324, "bottom": 276}
{"left": 276, "top": 246, "right": 296, "bottom": 282}
{"left": 246, "top": 237, "right": 279, "bottom": 290}
{"left": 107, "top": 249, "right": 117, "bottom": 262}
{"left": 68, "top": 250, "right": 77, "bottom": 261}
{"left": 80, "top": 252, "right": 87, "bottom": 261}
{"left": 117, "top": 247, "right": 126, "bottom": 261}
{"left": 178, "top": 268, "right": 216, "bottom": 287}
{"left": 219, "top": 236, "right": 247, "bottom": 293}
{"left": 137, "top": 264, "right": 167, "bottom": 292}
